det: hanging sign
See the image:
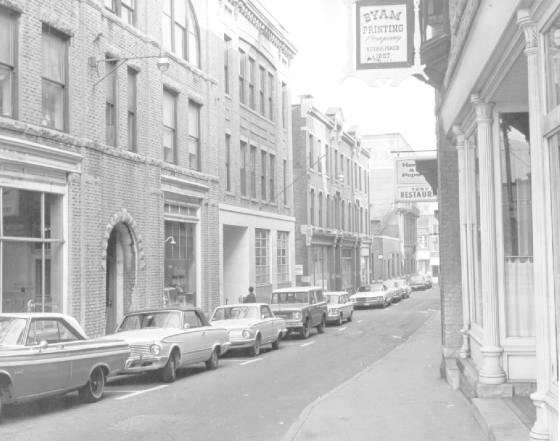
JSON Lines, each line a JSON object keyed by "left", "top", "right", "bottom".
{"left": 395, "top": 158, "right": 437, "bottom": 202}
{"left": 356, "top": 0, "right": 414, "bottom": 70}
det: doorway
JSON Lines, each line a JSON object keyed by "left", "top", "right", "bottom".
{"left": 105, "top": 226, "right": 125, "bottom": 334}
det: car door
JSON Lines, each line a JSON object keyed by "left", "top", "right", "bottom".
{"left": 175, "top": 310, "right": 205, "bottom": 366}
{"left": 15, "top": 318, "right": 72, "bottom": 398}
{"left": 259, "top": 305, "right": 274, "bottom": 343}
{"left": 340, "top": 295, "right": 350, "bottom": 319}
{"left": 195, "top": 310, "right": 218, "bottom": 361}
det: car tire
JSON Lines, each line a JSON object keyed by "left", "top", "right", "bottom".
{"left": 205, "top": 348, "right": 219, "bottom": 370}
{"left": 383, "top": 299, "right": 390, "bottom": 308}
{"left": 160, "top": 351, "right": 178, "bottom": 383}
{"left": 301, "top": 319, "right": 311, "bottom": 339}
{"left": 347, "top": 311, "right": 353, "bottom": 322}
{"left": 249, "top": 335, "right": 261, "bottom": 357}
{"left": 317, "top": 316, "right": 326, "bottom": 333}
{"left": 79, "top": 366, "right": 105, "bottom": 403}
{"left": 271, "top": 334, "right": 281, "bottom": 350}
{"left": 337, "top": 314, "right": 343, "bottom": 326}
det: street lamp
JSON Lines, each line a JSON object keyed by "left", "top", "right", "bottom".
{"left": 89, "top": 54, "right": 170, "bottom": 87}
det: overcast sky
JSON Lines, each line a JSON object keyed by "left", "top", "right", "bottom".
{"left": 259, "top": 0, "right": 437, "bottom": 151}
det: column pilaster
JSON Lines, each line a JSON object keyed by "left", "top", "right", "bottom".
{"left": 518, "top": 9, "right": 551, "bottom": 441}
{"left": 470, "top": 94, "right": 506, "bottom": 384}
{"left": 453, "top": 125, "right": 470, "bottom": 359}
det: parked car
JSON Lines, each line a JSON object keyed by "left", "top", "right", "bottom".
{"left": 423, "top": 274, "right": 433, "bottom": 289}
{"left": 325, "top": 292, "right": 354, "bottom": 325}
{"left": 349, "top": 282, "right": 397, "bottom": 308}
{"left": 392, "top": 278, "right": 412, "bottom": 299}
{"left": 270, "top": 287, "right": 328, "bottom": 339}
{"left": 210, "top": 303, "right": 286, "bottom": 356}
{"left": 110, "top": 308, "right": 230, "bottom": 382}
{"left": 408, "top": 274, "right": 428, "bottom": 291}
{"left": 0, "top": 313, "right": 129, "bottom": 417}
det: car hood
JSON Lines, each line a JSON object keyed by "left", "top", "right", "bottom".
{"left": 350, "top": 291, "right": 384, "bottom": 298}
{"left": 270, "top": 303, "right": 306, "bottom": 312}
{"left": 107, "top": 328, "right": 184, "bottom": 344}
{"left": 210, "top": 319, "right": 259, "bottom": 330}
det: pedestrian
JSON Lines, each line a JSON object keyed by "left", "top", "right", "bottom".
{"left": 243, "top": 286, "right": 256, "bottom": 303}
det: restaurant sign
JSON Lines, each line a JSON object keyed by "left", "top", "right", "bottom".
{"left": 395, "top": 158, "right": 437, "bottom": 202}
{"left": 356, "top": 0, "right": 414, "bottom": 70}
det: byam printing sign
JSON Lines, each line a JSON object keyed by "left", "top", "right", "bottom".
{"left": 356, "top": 0, "right": 414, "bottom": 70}
{"left": 395, "top": 158, "right": 436, "bottom": 202}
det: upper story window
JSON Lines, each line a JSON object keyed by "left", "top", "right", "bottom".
{"left": 105, "top": 57, "right": 117, "bottom": 146}
{"left": 105, "top": 0, "right": 135, "bottom": 26}
{"left": 239, "top": 49, "right": 246, "bottom": 105}
{"left": 162, "top": 89, "right": 176, "bottom": 163}
{"left": 259, "top": 66, "right": 266, "bottom": 116}
{"left": 187, "top": 100, "right": 201, "bottom": 171}
{"left": 162, "top": 0, "right": 200, "bottom": 67}
{"left": 127, "top": 68, "right": 137, "bottom": 151}
{"left": 223, "top": 35, "right": 231, "bottom": 95}
{"left": 281, "top": 82, "right": 287, "bottom": 129}
{"left": 248, "top": 57, "right": 256, "bottom": 110}
{"left": 41, "top": 26, "right": 68, "bottom": 131}
{"left": 0, "top": 9, "right": 16, "bottom": 118}
{"left": 268, "top": 72, "right": 274, "bottom": 121}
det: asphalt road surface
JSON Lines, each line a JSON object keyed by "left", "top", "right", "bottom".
{"left": 0, "top": 287, "right": 440, "bottom": 441}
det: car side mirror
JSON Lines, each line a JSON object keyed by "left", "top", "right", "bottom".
{"left": 183, "top": 323, "right": 190, "bottom": 329}
{"left": 39, "top": 340, "right": 48, "bottom": 351}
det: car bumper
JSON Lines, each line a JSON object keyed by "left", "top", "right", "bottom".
{"left": 122, "top": 355, "right": 169, "bottom": 372}
{"left": 229, "top": 337, "right": 256, "bottom": 349}
{"left": 327, "top": 312, "right": 342, "bottom": 321}
{"left": 352, "top": 298, "right": 385, "bottom": 307}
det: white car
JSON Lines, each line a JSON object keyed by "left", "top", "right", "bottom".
{"left": 325, "top": 292, "right": 354, "bottom": 325}
{"left": 210, "top": 303, "right": 287, "bottom": 356}
{"left": 349, "top": 282, "right": 396, "bottom": 308}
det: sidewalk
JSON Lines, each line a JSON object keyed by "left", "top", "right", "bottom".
{"left": 282, "top": 312, "right": 485, "bottom": 441}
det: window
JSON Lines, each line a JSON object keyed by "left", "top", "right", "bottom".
{"left": 310, "top": 189, "right": 315, "bottom": 225}
{"left": 325, "top": 145, "right": 330, "bottom": 177}
{"left": 317, "top": 142, "right": 323, "bottom": 173}
{"left": 248, "top": 57, "right": 255, "bottom": 110}
{"left": 250, "top": 146, "right": 257, "bottom": 198}
{"left": 126, "top": 68, "right": 137, "bottom": 150}
{"left": 277, "top": 231, "right": 289, "bottom": 283}
{"left": 162, "top": 0, "right": 200, "bottom": 66}
{"left": 28, "top": 319, "right": 80, "bottom": 345}
{"left": 105, "top": 0, "right": 135, "bottom": 25}
{"left": 318, "top": 192, "right": 323, "bottom": 227}
{"left": 165, "top": 220, "right": 196, "bottom": 304}
{"left": 224, "top": 35, "right": 231, "bottom": 95}
{"left": 283, "top": 159, "right": 288, "bottom": 205}
{"left": 239, "top": 50, "right": 246, "bottom": 104}
{"left": 268, "top": 72, "right": 274, "bottom": 120}
{"left": 281, "top": 82, "right": 287, "bottom": 128}
{"left": 162, "top": 90, "right": 176, "bottom": 163}
{"left": 259, "top": 66, "right": 266, "bottom": 116}
{"left": 225, "top": 134, "right": 231, "bottom": 191}
{"left": 269, "top": 155, "right": 275, "bottom": 202}
{"left": 187, "top": 100, "right": 201, "bottom": 171}
{"left": 326, "top": 195, "right": 331, "bottom": 228}
{"left": 346, "top": 158, "right": 351, "bottom": 186}
{"left": 183, "top": 310, "right": 202, "bottom": 328}
{"left": 41, "top": 26, "right": 67, "bottom": 131}
{"left": 1, "top": 188, "right": 63, "bottom": 313}
{"left": 261, "top": 151, "right": 267, "bottom": 200}
{"left": 240, "top": 141, "right": 247, "bottom": 196}
{"left": 309, "top": 134, "right": 314, "bottom": 170}
{"left": 0, "top": 9, "right": 16, "bottom": 118}
{"left": 334, "top": 150, "right": 338, "bottom": 177}
{"left": 105, "top": 57, "right": 117, "bottom": 146}
{"left": 255, "top": 229, "right": 270, "bottom": 285}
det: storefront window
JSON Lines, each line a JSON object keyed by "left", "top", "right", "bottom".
{"left": 164, "top": 221, "right": 196, "bottom": 306}
{"left": 499, "top": 113, "right": 534, "bottom": 337}
{"left": 255, "top": 229, "right": 270, "bottom": 285}
{"left": 1, "top": 188, "right": 63, "bottom": 312}
{"left": 312, "top": 246, "right": 328, "bottom": 289}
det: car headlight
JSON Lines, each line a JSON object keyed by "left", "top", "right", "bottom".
{"left": 242, "top": 329, "right": 253, "bottom": 339}
{"left": 150, "top": 344, "right": 162, "bottom": 355}
{"left": 293, "top": 311, "right": 302, "bottom": 320}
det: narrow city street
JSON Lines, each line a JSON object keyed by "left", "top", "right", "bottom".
{"left": 0, "top": 289, "right": 440, "bottom": 441}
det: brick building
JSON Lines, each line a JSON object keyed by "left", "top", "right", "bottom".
{"left": 0, "top": 0, "right": 295, "bottom": 335}
{"left": 292, "top": 96, "right": 371, "bottom": 291}
{"left": 215, "top": 0, "right": 296, "bottom": 304}
{"left": 419, "top": 0, "right": 559, "bottom": 438}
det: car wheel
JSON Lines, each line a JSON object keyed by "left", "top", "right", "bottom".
{"left": 347, "top": 311, "right": 353, "bottom": 322}
{"left": 249, "top": 335, "right": 261, "bottom": 356}
{"left": 317, "top": 316, "right": 326, "bottom": 333}
{"left": 160, "top": 351, "right": 178, "bottom": 383}
{"left": 337, "top": 313, "right": 343, "bottom": 326}
{"left": 205, "top": 348, "right": 219, "bottom": 370}
{"left": 79, "top": 366, "right": 105, "bottom": 403}
{"left": 383, "top": 299, "right": 390, "bottom": 308}
{"left": 271, "top": 334, "right": 281, "bottom": 350}
{"left": 301, "top": 319, "right": 311, "bottom": 339}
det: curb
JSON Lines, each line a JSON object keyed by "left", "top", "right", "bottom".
{"left": 280, "top": 310, "right": 439, "bottom": 441}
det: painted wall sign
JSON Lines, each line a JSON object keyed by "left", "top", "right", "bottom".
{"left": 356, "top": 0, "right": 414, "bottom": 70}
{"left": 395, "top": 157, "right": 437, "bottom": 202}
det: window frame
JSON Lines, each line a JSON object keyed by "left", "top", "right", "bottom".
{"left": 255, "top": 229, "right": 270, "bottom": 286}
{"left": 187, "top": 99, "right": 201, "bottom": 171}
{"left": 127, "top": 67, "right": 137, "bottom": 151}
{"left": 162, "top": 89, "right": 177, "bottom": 164}
{"left": 162, "top": 0, "right": 200, "bottom": 66}
{"left": 105, "top": 0, "right": 136, "bottom": 26}
{"left": 41, "top": 25, "right": 68, "bottom": 132}
{"left": 0, "top": 8, "right": 17, "bottom": 119}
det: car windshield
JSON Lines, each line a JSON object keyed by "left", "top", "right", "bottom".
{"left": 410, "top": 276, "right": 424, "bottom": 283}
{"left": 211, "top": 306, "right": 259, "bottom": 321}
{"left": 358, "top": 284, "right": 384, "bottom": 292}
{"left": 118, "top": 311, "right": 182, "bottom": 331}
{"left": 271, "top": 292, "right": 309, "bottom": 304}
{"left": 0, "top": 317, "right": 27, "bottom": 345}
{"left": 326, "top": 295, "right": 340, "bottom": 304}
